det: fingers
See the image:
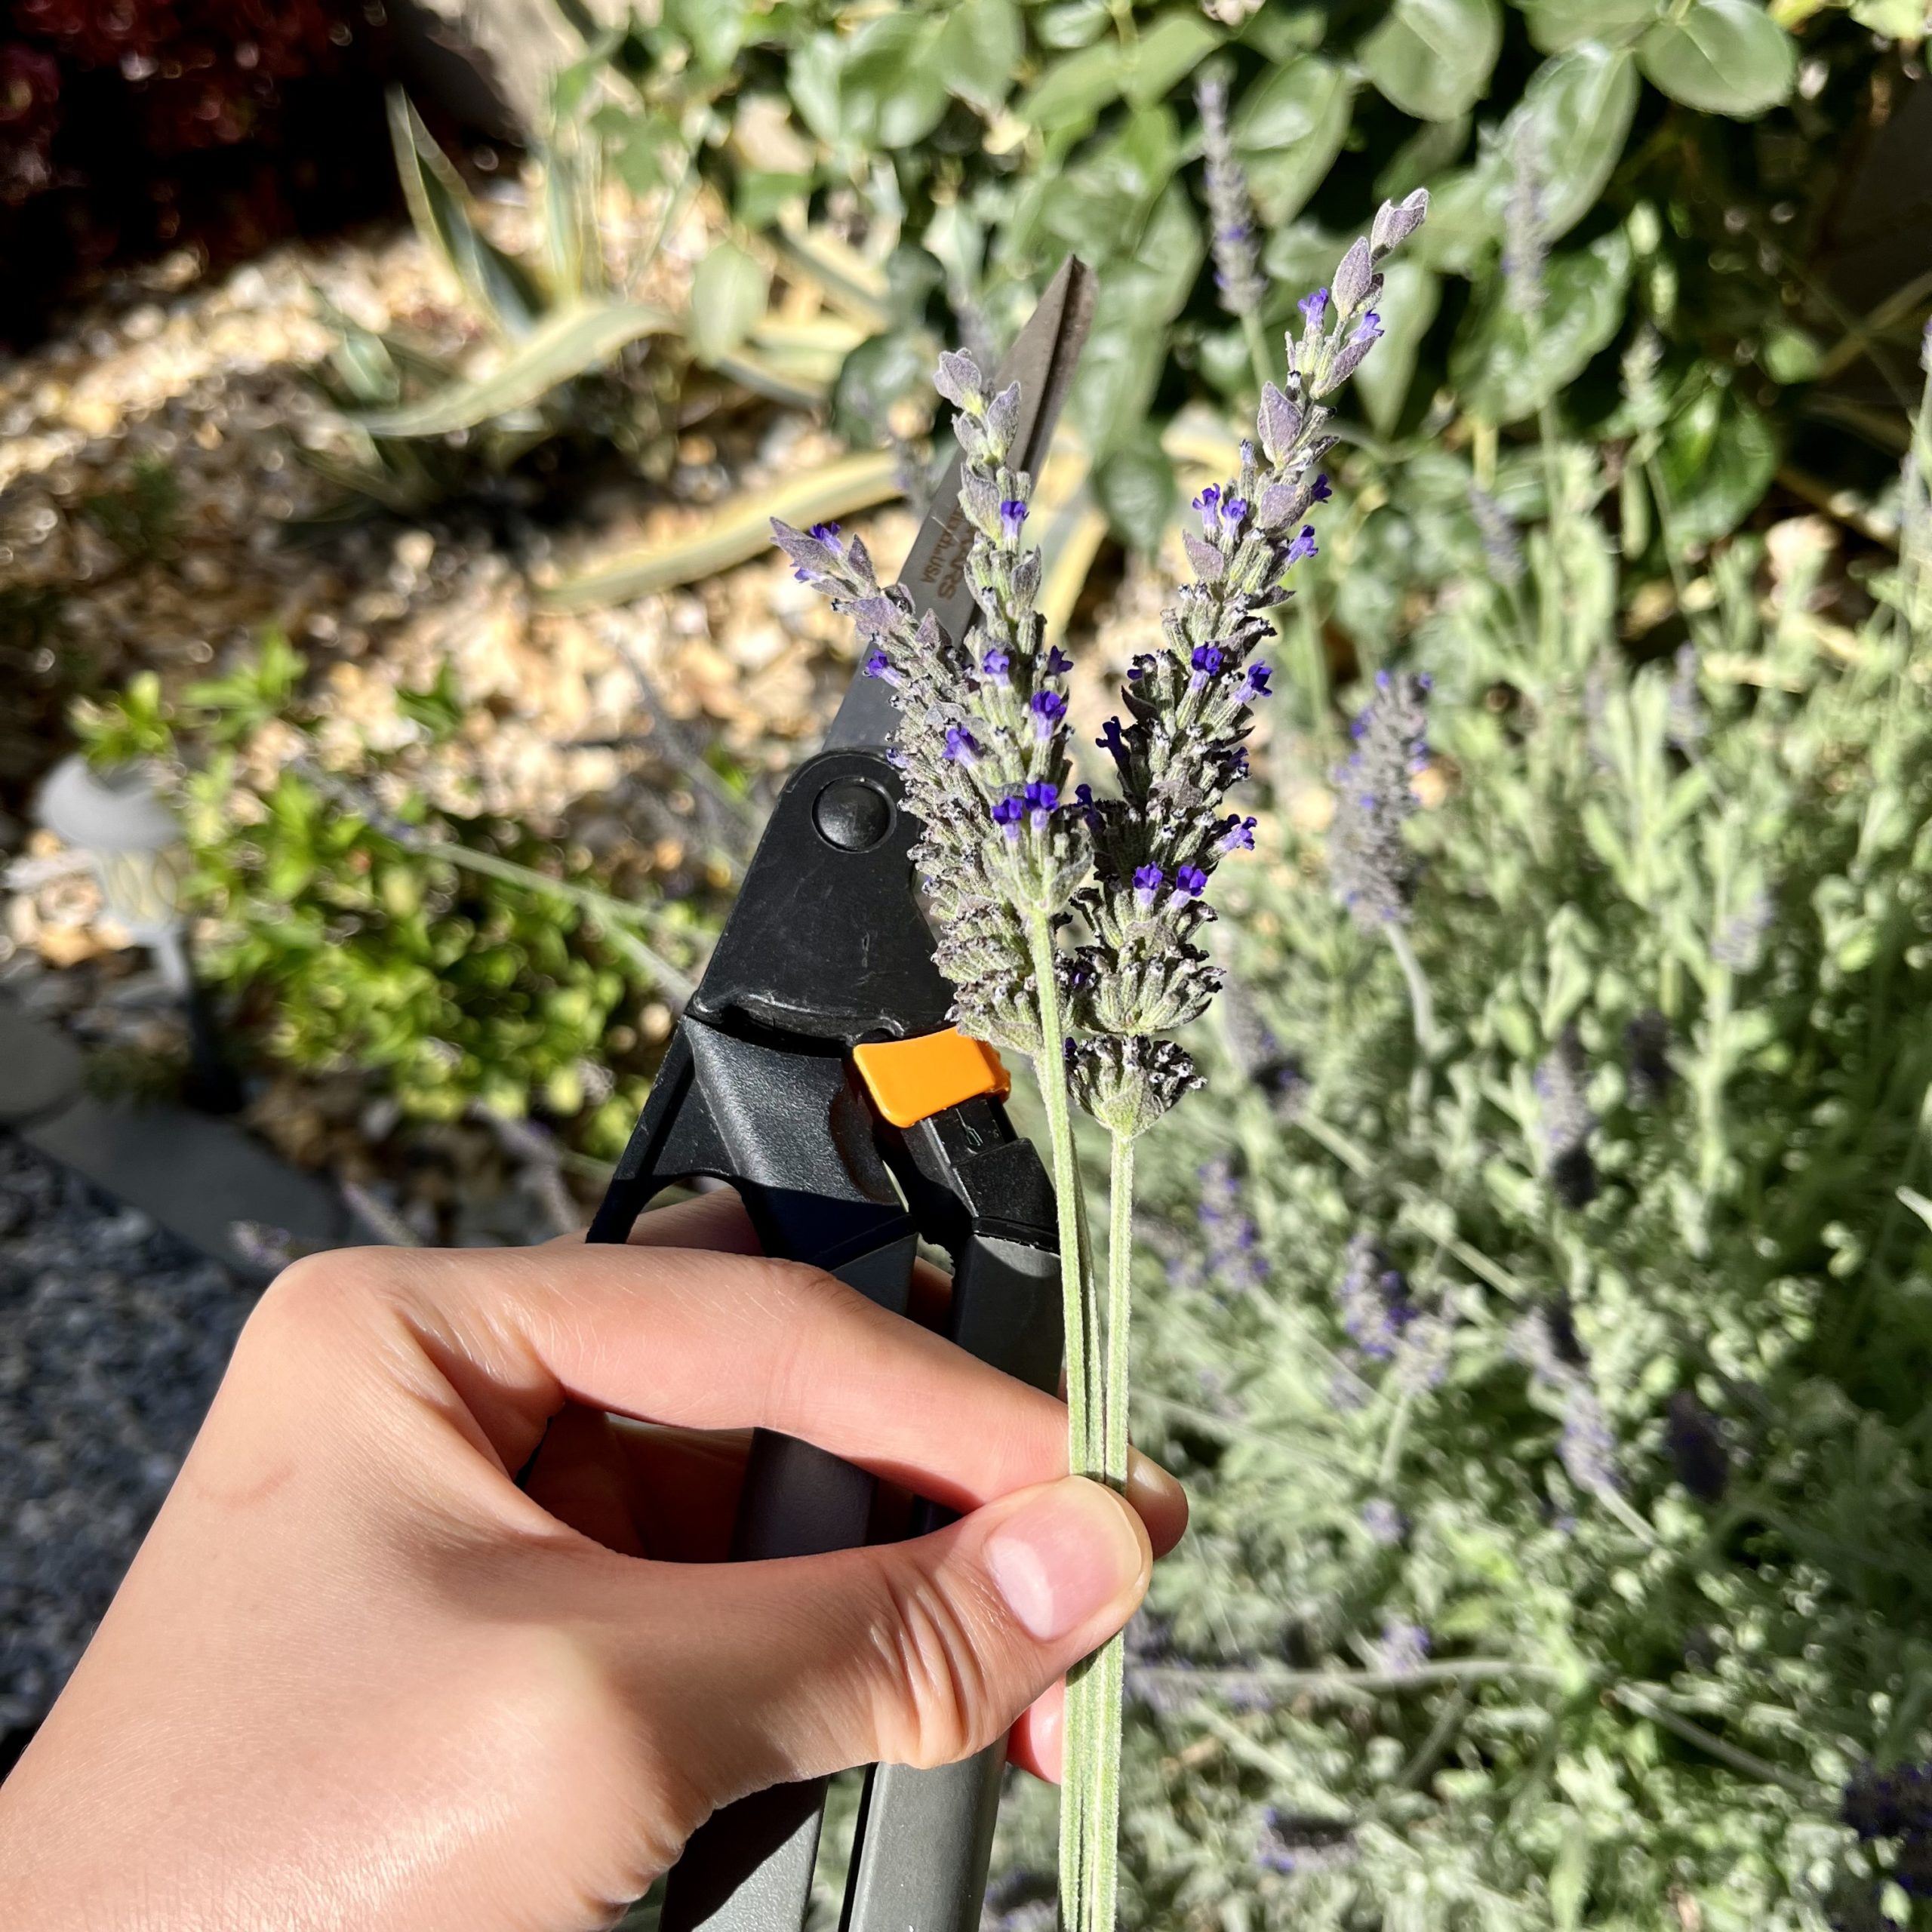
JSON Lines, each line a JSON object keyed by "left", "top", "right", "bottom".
{"left": 278, "top": 1241, "right": 1186, "bottom": 1555}
{"left": 617, "top": 1477, "right": 1149, "bottom": 1799}
{"left": 1008, "top": 1681, "right": 1064, "bottom": 1783}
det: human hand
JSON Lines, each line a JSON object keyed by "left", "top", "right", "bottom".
{"left": 0, "top": 1192, "right": 1186, "bottom": 1931}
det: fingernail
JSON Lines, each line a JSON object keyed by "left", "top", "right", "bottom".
{"left": 1125, "top": 1450, "right": 1185, "bottom": 1523}
{"left": 985, "top": 1478, "right": 1146, "bottom": 1642}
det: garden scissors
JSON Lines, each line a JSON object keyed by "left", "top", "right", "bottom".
{"left": 586, "top": 257, "right": 1097, "bottom": 1932}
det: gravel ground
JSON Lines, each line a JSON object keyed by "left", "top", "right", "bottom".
{"left": 0, "top": 1132, "right": 254, "bottom": 1743}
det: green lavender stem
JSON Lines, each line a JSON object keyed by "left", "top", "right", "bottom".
{"left": 1383, "top": 922, "right": 1436, "bottom": 1116}
{"left": 1026, "top": 912, "right": 1101, "bottom": 1930}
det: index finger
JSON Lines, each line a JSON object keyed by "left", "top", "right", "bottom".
{"left": 264, "top": 1238, "right": 1187, "bottom": 1551}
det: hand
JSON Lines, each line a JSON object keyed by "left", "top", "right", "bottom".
{"left": 0, "top": 1192, "right": 1186, "bottom": 1931}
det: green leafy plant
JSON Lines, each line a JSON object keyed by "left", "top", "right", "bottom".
{"left": 71, "top": 633, "right": 715, "bottom": 1157}
{"left": 962, "top": 312, "right": 1932, "bottom": 1932}
{"left": 548, "top": 0, "right": 1920, "bottom": 660}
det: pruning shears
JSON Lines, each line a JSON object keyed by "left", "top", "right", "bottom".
{"left": 586, "top": 259, "right": 1098, "bottom": 1932}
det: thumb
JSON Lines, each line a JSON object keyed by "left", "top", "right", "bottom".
{"left": 632, "top": 1476, "right": 1152, "bottom": 1807}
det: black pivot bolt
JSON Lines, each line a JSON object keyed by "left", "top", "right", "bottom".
{"left": 813, "top": 777, "right": 895, "bottom": 852}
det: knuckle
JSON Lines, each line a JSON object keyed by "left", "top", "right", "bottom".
{"left": 863, "top": 1562, "right": 999, "bottom": 1769}
{"left": 238, "top": 1246, "right": 410, "bottom": 1361}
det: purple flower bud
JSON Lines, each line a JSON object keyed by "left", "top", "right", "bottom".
{"left": 1190, "top": 643, "right": 1224, "bottom": 693}
{"left": 1353, "top": 310, "right": 1383, "bottom": 346}
{"left": 1285, "top": 525, "right": 1318, "bottom": 567}
{"left": 1298, "top": 286, "right": 1329, "bottom": 326}
{"left": 1312, "top": 473, "right": 1332, "bottom": 502}
{"left": 1176, "top": 865, "right": 1208, "bottom": 897}
{"left": 1023, "top": 779, "right": 1059, "bottom": 828}
{"left": 991, "top": 795, "right": 1025, "bottom": 841}
{"left": 1074, "top": 780, "right": 1099, "bottom": 826}
{"left": 944, "top": 724, "right": 980, "bottom": 764}
{"left": 1133, "top": 863, "right": 1164, "bottom": 911}
{"left": 808, "top": 521, "right": 843, "bottom": 552}
{"left": 1029, "top": 689, "right": 1067, "bottom": 738}
{"left": 1046, "top": 645, "right": 1075, "bottom": 676}
{"left": 863, "top": 649, "right": 900, "bottom": 687}
{"left": 1127, "top": 654, "right": 1155, "bottom": 682}
{"left": 1220, "top": 814, "right": 1257, "bottom": 854}
{"left": 981, "top": 646, "right": 1011, "bottom": 686}
{"left": 999, "top": 498, "right": 1029, "bottom": 540}
{"left": 1097, "top": 716, "right": 1128, "bottom": 762}
{"left": 1223, "top": 497, "right": 1249, "bottom": 528}
{"left": 1241, "top": 663, "right": 1272, "bottom": 700}
{"left": 1192, "top": 483, "right": 1221, "bottom": 536}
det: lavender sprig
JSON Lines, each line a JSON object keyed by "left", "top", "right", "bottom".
{"left": 1196, "top": 66, "right": 1269, "bottom": 391}
{"left": 770, "top": 194, "right": 1431, "bottom": 1932}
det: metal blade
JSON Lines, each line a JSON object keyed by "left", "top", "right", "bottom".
{"left": 822, "top": 256, "right": 1097, "bottom": 752}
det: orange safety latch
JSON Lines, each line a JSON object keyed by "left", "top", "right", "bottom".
{"left": 851, "top": 1027, "right": 1011, "bottom": 1129}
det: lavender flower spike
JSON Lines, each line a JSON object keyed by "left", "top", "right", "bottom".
{"left": 1328, "top": 670, "right": 1429, "bottom": 930}
{"left": 1196, "top": 68, "right": 1266, "bottom": 319}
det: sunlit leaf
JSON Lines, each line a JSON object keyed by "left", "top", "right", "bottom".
{"left": 840, "top": 14, "right": 949, "bottom": 146}
{"left": 1020, "top": 38, "right": 1128, "bottom": 130}
{"left": 1356, "top": 260, "right": 1443, "bottom": 436}
{"left": 1449, "top": 229, "right": 1633, "bottom": 420}
{"left": 1521, "top": 0, "right": 1657, "bottom": 51}
{"left": 1638, "top": 0, "right": 1796, "bottom": 115}
{"left": 938, "top": 0, "right": 1024, "bottom": 113}
{"left": 1657, "top": 378, "right": 1780, "bottom": 545}
{"left": 357, "top": 303, "right": 675, "bottom": 438}
{"left": 1359, "top": 0, "right": 1503, "bottom": 122}
{"left": 1232, "top": 57, "right": 1354, "bottom": 226}
{"left": 688, "top": 243, "right": 771, "bottom": 367}
{"left": 543, "top": 450, "right": 902, "bottom": 610}
{"left": 1122, "top": 11, "right": 1222, "bottom": 108}
{"left": 1096, "top": 430, "right": 1178, "bottom": 552}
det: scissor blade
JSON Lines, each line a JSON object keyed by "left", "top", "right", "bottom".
{"left": 823, "top": 256, "right": 1096, "bottom": 752}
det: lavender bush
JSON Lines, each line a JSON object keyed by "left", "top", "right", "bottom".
{"left": 961, "top": 320, "right": 1932, "bottom": 1927}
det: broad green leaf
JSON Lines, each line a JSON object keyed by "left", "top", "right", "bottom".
{"left": 688, "top": 244, "right": 771, "bottom": 366}
{"left": 1657, "top": 379, "right": 1779, "bottom": 545}
{"left": 1409, "top": 163, "right": 1502, "bottom": 275}
{"left": 1375, "top": 112, "right": 1470, "bottom": 200}
{"left": 1759, "top": 321, "right": 1820, "bottom": 383}
{"left": 1638, "top": 0, "right": 1796, "bottom": 116}
{"left": 735, "top": 170, "right": 811, "bottom": 229}
{"left": 1044, "top": 106, "right": 1179, "bottom": 257}
{"left": 1122, "top": 11, "right": 1222, "bottom": 107}
{"left": 1356, "top": 260, "right": 1442, "bottom": 435}
{"left": 1411, "top": 46, "right": 1637, "bottom": 274}
{"left": 786, "top": 34, "right": 846, "bottom": 148}
{"left": 1020, "top": 39, "right": 1128, "bottom": 130}
{"left": 1095, "top": 432, "right": 1178, "bottom": 552}
{"left": 666, "top": 0, "right": 747, "bottom": 74}
{"left": 357, "top": 303, "right": 675, "bottom": 438}
{"left": 938, "top": 0, "right": 1024, "bottom": 114}
{"left": 840, "top": 14, "right": 949, "bottom": 148}
{"left": 1232, "top": 57, "right": 1354, "bottom": 226}
{"left": 1449, "top": 229, "right": 1632, "bottom": 420}
{"left": 1521, "top": 0, "right": 1656, "bottom": 53}
{"left": 1513, "top": 44, "right": 1641, "bottom": 242}
{"left": 1359, "top": 0, "right": 1503, "bottom": 122}
{"left": 1070, "top": 187, "right": 1202, "bottom": 454}
{"left": 1038, "top": 0, "right": 1112, "bottom": 48}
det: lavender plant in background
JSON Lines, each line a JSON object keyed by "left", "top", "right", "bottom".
{"left": 1327, "top": 668, "right": 1436, "bottom": 1106}
{"left": 774, "top": 192, "right": 1428, "bottom": 1932}
{"left": 1195, "top": 65, "right": 1269, "bottom": 390}
{"left": 1337, "top": 1232, "right": 1412, "bottom": 1361}
{"left": 1195, "top": 1154, "right": 1266, "bottom": 1297}
{"left": 1842, "top": 1761, "right": 1932, "bottom": 1897}
{"left": 1535, "top": 1023, "right": 1598, "bottom": 1208}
